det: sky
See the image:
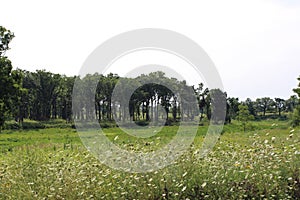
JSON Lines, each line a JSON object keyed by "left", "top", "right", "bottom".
{"left": 1, "top": 0, "right": 300, "bottom": 100}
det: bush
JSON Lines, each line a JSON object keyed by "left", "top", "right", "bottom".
{"left": 3, "top": 121, "right": 20, "bottom": 130}
{"left": 22, "top": 120, "right": 45, "bottom": 129}
{"left": 4, "top": 120, "right": 45, "bottom": 130}
{"left": 134, "top": 120, "right": 149, "bottom": 126}
{"left": 291, "top": 106, "right": 300, "bottom": 127}
{"left": 41, "top": 119, "right": 73, "bottom": 129}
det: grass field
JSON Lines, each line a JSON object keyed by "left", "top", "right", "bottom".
{"left": 0, "top": 120, "right": 300, "bottom": 199}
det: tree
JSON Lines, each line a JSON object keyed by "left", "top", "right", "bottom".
{"left": 0, "top": 26, "right": 15, "bottom": 56}
{"left": 209, "top": 89, "right": 227, "bottom": 124}
{"left": 274, "top": 98, "right": 285, "bottom": 117}
{"left": 0, "top": 57, "right": 14, "bottom": 129}
{"left": 285, "top": 95, "right": 298, "bottom": 113}
{"left": 294, "top": 76, "right": 300, "bottom": 97}
{"left": 237, "top": 104, "right": 254, "bottom": 132}
{"left": 226, "top": 97, "right": 240, "bottom": 123}
{"left": 245, "top": 98, "right": 256, "bottom": 117}
{"left": 26, "top": 70, "right": 61, "bottom": 120}
{"left": 10, "top": 69, "right": 28, "bottom": 126}
{"left": 193, "top": 83, "right": 209, "bottom": 121}
{"left": 57, "top": 75, "right": 75, "bottom": 122}
{"left": 291, "top": 106, "right": 300, "bottom": 127}
{"left": 292, "top": 76, "right": 300, "bottom": 126}
{"left": 0, "top": 26, "right": 19, "bottom": 130}
{"left": 256, "top": 97, "right": 273, "bottom": 116}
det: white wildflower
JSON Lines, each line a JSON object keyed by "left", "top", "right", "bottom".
{"left": 271, "top": 137, "right": 276, "bottom": 142}
{"left": 264, "top": 140, "right": 269, "bottom": 144}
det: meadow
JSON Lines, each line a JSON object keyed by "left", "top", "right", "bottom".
{"left": 0, "top": 120, "right": 300, "bottom": 199}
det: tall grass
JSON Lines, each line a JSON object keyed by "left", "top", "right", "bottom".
{"left": 0, "top": 120, "right": 299, "bottom": 199}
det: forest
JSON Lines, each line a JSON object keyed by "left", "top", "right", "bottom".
{"left": 2, "top": 23, "right": 300, "bottom": 199}
{"left": 1, "top": 68, "right": 300, "bottom": 128}
{"left": 1, "top": 26, "right": 300, "bottom": 131}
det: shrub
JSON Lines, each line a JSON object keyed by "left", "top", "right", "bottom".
{"left": 291, "top": 106, "right": 300, "bottom": 127}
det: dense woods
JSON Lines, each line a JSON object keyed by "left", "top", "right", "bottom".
{"left": 1, "top": 68, "right": 300, "bottom": 128}
{"left": 1, "top": 26, "right": 300, "bottom": 130}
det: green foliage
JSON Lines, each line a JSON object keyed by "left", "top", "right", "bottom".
{"left": 4, "top": 119, "right": 45, "bottom": 130}
{"left": 0, "top": 26, "right": 21, "bottom": 130}
{"left": 255, "top": 97, "right": 274, "bottom": 116}
{"left": 286, "top": 95, "right": 298, "bottom": 112}
{"left": 293, "top": 77, "right": 300, "bottom": 98}
{"left": 0, "top": 26, "right": 14, "bottom": 56}
{"left": 292, "top": 76, "right": 300, "bottom": 127}
{"left": 291, "top": 106, "right": 300, "bottom": 127}
{"left": 226, "top": 97, "right": 240, "bottom": 123}
{"left": 237, "top": 104, "right": 254, "bottom": 132}
{"left": 274, "top": 98, "right": 285, "bottom": 116}
{"left": 0, "top": 26, "right": 297, "bottom": 131}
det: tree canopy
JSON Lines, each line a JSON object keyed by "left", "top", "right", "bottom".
{"left": 0, "top": 25, "right": 300, "bottom": 130}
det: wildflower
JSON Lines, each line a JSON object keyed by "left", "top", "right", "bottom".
{"left": 264, "top": 140, "right": 269, "bottom": 144}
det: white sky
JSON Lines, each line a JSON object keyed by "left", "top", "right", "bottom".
{"left": 1, "top": 0, "right": 300, "bottom": 100}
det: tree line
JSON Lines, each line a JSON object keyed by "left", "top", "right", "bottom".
{"left": 1, "top": 26, "right": 300, "bottom": 130}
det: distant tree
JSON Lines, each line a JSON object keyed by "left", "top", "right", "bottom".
{"left": 204, "top": 89, "right": 212, "bottom": 120}
{"left": 294, "top": 76, "right": 300, "bottom": 97}
{"left": 10, "top": 69, "right": 28, "bottom": 126}
{"left": 274, "top": 98, "right": 285, "bottom": 116}
{"left": 245, "top": 98, "right": 256, "bottom": 117}
{"left": 57, "top": 75, "right": 75, "bottom": 122}
{"left": 292, "top": 76, "right": 300, "bottom": 126}
{"left": 29, "top": 70, "right": 61, "bottom": 120}
{"left": 193, "top": 83, "right": 207, "bottom": 121}
{"left": 226, "top": 97, "right": 240, "bottom": 123}
{"left": 292, "top": 106, "right": 300, "bottom": 127}
{"left": 209, "top": 89, "right": 227, "bottom": 124}
{"left": 285, "top": 95, "right": 298, "bottom": 113}
{"left": 256, "top": 97, "right": 273, "bottom": 116}
{"left": 237, "top": 104, "right": 254, "bottom": 132}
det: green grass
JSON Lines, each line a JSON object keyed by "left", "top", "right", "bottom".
{"left": 0, "top": 128, "right": 80, "bottom": 153}
{"left": 0, "top": 119, "right": 300, "bottom": 199}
